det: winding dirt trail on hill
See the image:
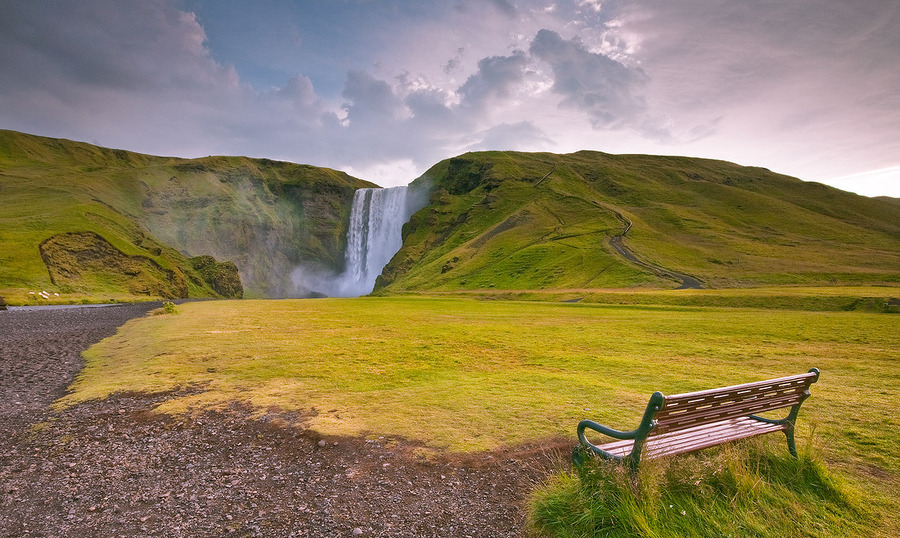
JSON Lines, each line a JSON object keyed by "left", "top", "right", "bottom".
{"left": 0, "top": 305, "right": 564, "bottom": 537}
{"left": 602, "top": 205, "right": 704, "bottom": 290}
{"left": 533, "top": 165, "right": 702, "bottom": 290}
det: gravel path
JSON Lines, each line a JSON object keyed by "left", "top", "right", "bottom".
{"left": 0, "top": 304, "right": 565, "bottom": 537}
{"left": 0, "top": 303, "right": 162, "bottom": 424}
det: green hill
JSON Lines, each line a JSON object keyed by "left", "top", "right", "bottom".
{"left": 3, "top": 132, "right": 898, "bottom": 304}
{"left": 378, "top": 151, "right": 900, "bottom": 291}
{"left": 0, "top": 130, "right": 373, "bottom": 303}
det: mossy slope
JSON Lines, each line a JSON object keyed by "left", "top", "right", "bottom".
{"left": 379, "top": 151, "right": 900, "bottom": 291}
{"left": 0, "top": 130, "right": 374, "bottom": 302}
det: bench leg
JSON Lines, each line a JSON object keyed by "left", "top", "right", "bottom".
{"left": 572, "top": 444, "right": 588, "bottom": 468}
{"left": 784, "top": 427, "right": 798, "bottom": 458}
{"left": 627, "top": 455, "right": 640, "bottom": 475}
{"left": 783, "top": 403, "right": 802, "bottom": 458}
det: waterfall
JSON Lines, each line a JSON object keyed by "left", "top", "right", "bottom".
{"left": 337, "top": 186, "right": 411, "bottom": 297}
{"left": 289, "top": 183, "right": 427, "bottom": 298}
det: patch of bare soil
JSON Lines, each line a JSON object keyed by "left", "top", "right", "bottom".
{"left": 0, "top": 305, "right": 567, "bottom": 537}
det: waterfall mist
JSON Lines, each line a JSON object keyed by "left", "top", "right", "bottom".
{"left": 290, "top": 184, "right": 427, "bottom": 297}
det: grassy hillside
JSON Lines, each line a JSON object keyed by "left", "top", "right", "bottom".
{"left": 0, "top": 130, "right": 374, "bottom": 303}
{"left": 378, "top": 151, "right": 900, "bottom": 291}
{"left": 4, "top": 132, "right": 898, "bottom": 302}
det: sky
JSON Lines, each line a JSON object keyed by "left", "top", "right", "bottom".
{"left": 1, "top": 0, "right": 898, "bottom": 197}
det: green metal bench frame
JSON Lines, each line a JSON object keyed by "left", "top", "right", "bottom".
{"left": 573, "top": 368, "right": 820, "bottom": 471}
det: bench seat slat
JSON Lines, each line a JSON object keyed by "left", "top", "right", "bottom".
{"left": 595, "top": 417, "right": 786, "bottom": 460}
{"left": 595, "top": 418, "right": 785, "bottom": 458}
{"left": 594, "top": 438, "right": 637, "bottom": 459}
{"left": 645, "top": 419, "right": 784, "bottom": 458}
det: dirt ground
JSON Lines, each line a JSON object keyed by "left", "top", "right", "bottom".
{"left": 0, "top": 304, "right": 567, "bottom": 537}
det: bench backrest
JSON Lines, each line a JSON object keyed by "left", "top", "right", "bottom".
{"left": 651, "top": 371, "right": 819, "bottom": 436}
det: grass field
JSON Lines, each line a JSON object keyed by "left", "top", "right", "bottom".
{"left": 531, "top": 438, "right": 873, "bottom": 537}
{"left": 64, "top": 294, "right": 899, "bottom": 535}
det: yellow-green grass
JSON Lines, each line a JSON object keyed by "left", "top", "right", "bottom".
{"left": 395, "top": 285, "right": 900, "bottom": 312}
{"left": 63, "top": 296, "right": 899, "bottom": 531}
{"left": 1, "top": 287, "right": 161, "bottom": 306}
{"left": 0, "top": 169, "right": 219, "bottom": 301}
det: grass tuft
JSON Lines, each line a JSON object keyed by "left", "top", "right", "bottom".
{"left": 530, "top": 438, "right": 870, "bottom": 537}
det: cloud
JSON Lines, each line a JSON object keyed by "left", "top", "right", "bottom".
{"left": 1, "top": 0, "right": 896, "bottom": 196}
{"left": 577, "top": 0, "right": 604, "bottom": 14}
{"left": 275, "top": 75, "right": 322, "bottom": 112}
{"left": 458, "top": 51, "right": 529, "bottom": 112}
{"left": 489, "top": 0, "right": 518, "bottom": 19}
{"left": 403, "top": 86, "right": 460, "bottom": 134}
{"left": 342, "top": 71, "right": 405, "bottom": 125}
{"left": 443, "top": 48, "right": 466, "bottom": 74}
{"left": 0, "top": 0, "right": 668, "bottom": 184}
{"left": 0, "top": 1, "right": 660, "bottom": 180}
{"left": 0, "top": 0, "right": 245, "bottom": 154}
{"left": 466, "top": 121, "right": 553, "bottom": 152}
{"left": 615, "top": 0, "right": 900, "bottom": 186}
{"left": 0, "top": 1, "right": 229, "bottom": 94}
{"left": 529, "top": 29, "right": 649, "bottom": 130}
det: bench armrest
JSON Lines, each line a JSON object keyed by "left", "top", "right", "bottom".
{"left": 576, "top": 420, "right": 639, "bottom": 462}
{"left": 575, "top": 392, "right": 665, "bottom": 465}
{"left": 578, "top": 419, "right": 637, "bottom": 441}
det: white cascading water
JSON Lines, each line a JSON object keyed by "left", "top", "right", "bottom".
{"left": 337, "top": 186, "right": 410, "bottom": 297}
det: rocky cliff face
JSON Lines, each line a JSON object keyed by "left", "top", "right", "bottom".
{"left": 40, "top": 232, "right": 190, "bottom": 299}
{"left": 136, "top": 157, "right": 372, "bottom": 297}
{"left": 189, "top": 256, "right": 243, "bottom": 299}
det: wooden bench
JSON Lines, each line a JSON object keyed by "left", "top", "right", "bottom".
{"left": 573, "top": 368, "right": 820, "bottom": 471}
